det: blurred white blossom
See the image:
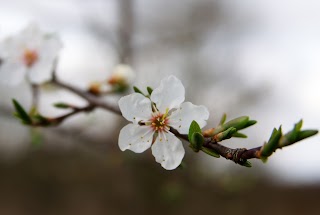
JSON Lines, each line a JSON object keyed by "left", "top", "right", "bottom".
{"left": 0, "top": 24, "right": 62, "bottom": 85}
{"left": 108, "top": 64, "right": 135, "bottom": 91}
{"left": 118, "top": 75, "right": 209, "bottom": 170}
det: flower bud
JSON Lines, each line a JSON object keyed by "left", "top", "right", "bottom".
{"left": 88, "top": 81, "right": 102, "bottom": 95}
{"left": 108, "top": 64, "right": 135, "bottom": 92}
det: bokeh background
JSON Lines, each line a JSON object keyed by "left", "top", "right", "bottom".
{"left": 0, "top": 0, "right": 319, "bottom": 214}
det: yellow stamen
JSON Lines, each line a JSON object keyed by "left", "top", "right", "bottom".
{"left": 162, "top": 108, "right": 169, "bottom": 120}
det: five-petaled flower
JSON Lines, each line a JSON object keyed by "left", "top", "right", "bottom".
{"left": 0, "top": 24, "right": 62, "bottom": 85}
{"left": 118, "top": 75, "right": 209, "bottom": 170}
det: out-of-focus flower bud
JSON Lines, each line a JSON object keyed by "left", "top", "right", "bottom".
{"left": 88, "top": 81, "right": 103, "bottom": 95}
{"left": 108, "top": 64, "right": 135, "bottom": 92}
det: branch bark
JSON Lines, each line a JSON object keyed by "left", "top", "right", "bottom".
{"left": 170, "top": 127, "right": 262, "bottom": 164}
{"left": 52, "top": 79, "right": 121, "bottom": 115}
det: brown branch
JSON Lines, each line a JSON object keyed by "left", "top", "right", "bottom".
{"left": 170, "top": 127, "right": 262, "bottom": 165}
{"left": 48, "top": 105, "right": 95, "bottom": 125}
{"left": 31, "top": 105, "right": 95, "bottom": 127}
{"left": 52, "top": 79, "right": 121, "bottom": 115}
{"left": 203, "top": 142, "right": 261, "bottom": 164}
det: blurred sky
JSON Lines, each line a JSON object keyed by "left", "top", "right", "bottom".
{"left": 0, "top": 0, "right": 319, "bottom": 184}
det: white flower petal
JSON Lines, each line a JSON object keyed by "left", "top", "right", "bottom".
{"left": 0, "top": 36, "right": 27, "bottom": 85}
{"left": 119, "top": 93, "right": 153, "bottom": 124}
{"left": 118, "top": 124, "right": 154, "bottom": 153}
{"left": 169, "top": 102, "right": 209, "bottom": 134}
{"left": 150, "top": 75, "right": 185, "bottom": 113}
{"left": 20, "top": 24, "right": 44, "bottom": 45}
{"left": 151, "top": 132, "right": 185, "bottom": 170}
{"left": 28, "top": 35, "right": 62, "bottom": 84}
{"left": 0, "top": 61, "right": 26, "bottom": 86}
{"left": 0, "top": 24, "right": 63, "bottom": 85}
{"left": 27, "top": 60, "right": 54, "bottom": 84}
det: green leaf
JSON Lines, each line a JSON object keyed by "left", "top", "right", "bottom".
{"left": 261, "top": 157, "right": 268, "bottom": 163}
{"left": 54, "top": 103, "right": 72, "bottom": 109}
{"left": 219, "top": 113, "right": 227, "bottom": 125}
{"left": 223, "top": 116, "right": 249, "bottom": 131}
{"left": 295, "top": 119, "right": 303, "bottom": 131}
{"left": 190, "top": 132, "right": 204, "bottom": 152}
{"left": 188, "top": 120, "right": 202, "bottom": 142}
{"left": 279, "top": 120, "right": 317, "bottom": 147}
{"left": 201, "top": 147, "right": 220, "bottom": 158}
{"left": 287, "top": 120, "right": 303, "bottom": 143}
{"left": 215, "top": 127, "right": 237, "bottom": 141}
{"left": 232, "top": 132, "right": 247, "bottom": 138}
{"left": 133, "top": 86, "right": 144, "bottom": 95}
{"left": 243, "top": 120, "right": 257, "bottom": 129}
{"left": 12, "top": 99, "right": 32, "bottom": 124}
{"left": 240, "top": 160, "right": 252, "bottom": 168}
{"left": 213, "top": 116, "right": 250, "bottom": 135}
{"left": 297, "top": 130, "right": 318, "bottom": 141}
{"left": 260, "top": 126, "right": 282, "bottom": 161}
{"left": 147, "top": 86, "right": 153, "bottom": 95}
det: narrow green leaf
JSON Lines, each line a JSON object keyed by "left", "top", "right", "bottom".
{"left": 212, "top": 117, "right": 257, "bottom": 136}
{"left": 219, "top": 113, "right": 227, "bottom": 125}
{"left": 133, "top": 86, "right": 144, "bottom": 95}
{"left": 12, "top": 99, "right": 32, "bottom": 124}
{"left": 281, "top": 120, "right": 306, "bottom": 147}
{"left": 201, "top": 147, "right": 220, "bottom": 158}
{"left": 188, "top": 120, "right": 202, "bottom": 142}
{"left": 297, "top": 130, "right": 318, "bottom": 141}
{"left": 261, "top": 127, "right": 282, "bottom": 158}
{"left": 147, "top": 86, "right": 153, "bottom": 95}
{"left": 295, "top": 119, "right": 303, "bottom": 131}
{"left": 287, "top": 120, "right": 303, "bottom": 143}
{"left": 223, "top": 116, "right": 249, "bottom": 130}
{"left": 215, "top": 127, "right": 237, "bottom": 141}
{"left": 240, "top": 160, "right": 252, "bottom": 168}
{"left": 243, "top": 120, "right": 257, "bottom": 129}
{"left": 280, "top": 129, "right": 318, "bottom": 148}
{"left": 232, "top": 132, "right": 247, "bottom": 138}
{"left": 261, "top": 157, "right": 268, "bottom": 163}
{"left": 54, "top": 103, "right": 72, "bottom": 109}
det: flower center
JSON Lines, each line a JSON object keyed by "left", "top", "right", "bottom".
{"left": 150, "top": 112, "right": 170, "bottom": 133}
{"left": 23, "top": 49, "right": 38, "bottom": 68}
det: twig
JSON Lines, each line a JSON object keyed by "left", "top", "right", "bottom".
{"left": 45, "top": 105, "right": 95, "bottom": 126}
{"left": 203, "top": 142, "right": 261, "bottom": 163}
{"left": 171, "top": 127, "right": 269, "bottom": 165}
{"left": 52, "top": 79, "right": 121, "bottom": 115}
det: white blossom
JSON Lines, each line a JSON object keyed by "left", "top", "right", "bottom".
{"left": 118, "top": 75, "right": 209, "bottom": 170}
{"left": 0, "top": 24, "right": 62, "bottom": 85}
{"left": 108, "top": 64, "right": 135, "bottom": 86}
